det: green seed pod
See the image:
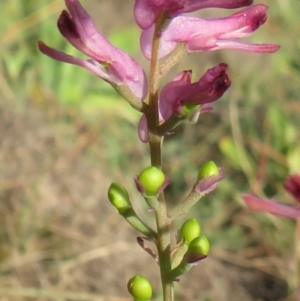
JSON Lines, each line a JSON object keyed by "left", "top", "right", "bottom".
{"left": 108, "top": 183, "right": 131, "bottom": 213}
{"left": 127, "top": 275, "right": 152, "bottom": 301}
{"left": 138, "top": 166, "right": 165, "bottom": 197}
{"left": 188, "top": 235, "right": 210, "bottom": 256}
{"left": 178, "top": 218, "right": 201, "bottom": 245}
{"left": 197, "top": 161, "right": 219, "bottom": 180}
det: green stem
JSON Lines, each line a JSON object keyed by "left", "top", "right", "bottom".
{"left": 121, "top": 207, "right": 157, "bottom": 240}
{"left": 167, "top": 261, "right": 191, "bottom": 282}
{"left": 145, "top": 13, "right": 174, "bottom": 301}
{"left": 168, "top": 190, "right": 202, "bottom": 220}
{"left": 294, "top": 215, "right": 300, "bottom": 294}
{"left": 154, "top": 194, "right": 173, "bottom": 301}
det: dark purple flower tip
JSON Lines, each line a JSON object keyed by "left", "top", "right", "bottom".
{"left": 189, "top": 63, "right": 230, "bottom": 105}
{"left": 284, "top": 173, "right": 300, "bottom": 205}
{"left": 58, "top": 10, "right": 77, "bottom": 39}
{"left": 242, "top": 194, "right": 300, "bottom": 219}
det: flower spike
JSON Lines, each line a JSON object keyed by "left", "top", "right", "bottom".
{"left": 38, "top": 0, "right": 147, "bottom": 110}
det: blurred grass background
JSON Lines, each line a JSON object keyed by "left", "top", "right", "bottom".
{"left": 0, "top": 0, "right": 300, "bottom": 300}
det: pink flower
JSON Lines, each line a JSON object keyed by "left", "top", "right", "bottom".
{"left": 242, "top": 173, "right": 300, "bottom": 219}
{"left": 159, "top": 63, "right": 230, "bottom": 120}
{"left": 141, "top": 4, "right": 280, "bottom": 59}
{"left": 138, "top": 63, "right": 230, "bottom": 142}
{"left": 242, "top": 195, "right": 300, "bottom": 219}
{"left": 38, "top": 0, "right": 147, "bottom": 106}
{"left": 134, "top": 0, "right": 253, "bottom": 29}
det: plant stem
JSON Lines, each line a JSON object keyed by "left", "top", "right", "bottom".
{"left": 168, "top": 190, "right": 201, "bottom": 220}
{"left": 155, "top": 194, "right": 174, "bottom": 301}
{"left": 294, "top": 215, "right": 300, "bottom": 298}
{"left": 146, "top": 13, "right": 174, "bottom": 301}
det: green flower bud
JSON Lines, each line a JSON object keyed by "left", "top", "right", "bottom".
{"left": 178, "top": 218, "right": 201, "bottom": 245}
{"left": 108, "top": 183, "right": 131, "bottom": 213}
{"left": 197, "top": 161, "right": 219, "bottom": 180}
{"left": 128, "top": 275, "right": 152, "bottom": 301}
{"left": 188, "top": 236, "right": 210, "bottom": 256}
{"left": 138, "top": 166, "right": 165, "bottom": 197}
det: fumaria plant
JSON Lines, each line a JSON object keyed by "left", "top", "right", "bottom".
{"left": 38, "top": 0, "right": 280, "bottom": 300}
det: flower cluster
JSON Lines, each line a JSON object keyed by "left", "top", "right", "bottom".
{"left": 39, "top": 0, "right": 279, "bottom": 143}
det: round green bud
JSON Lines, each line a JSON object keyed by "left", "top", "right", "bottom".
{"left": 188, "top": 236, "right": 210, "bottom": 256}
{"left": 108, "top": 183, "right": 131, "bottom": 211}
{"left": 197, "top": 161, "right": 219, "bottom": 180}
{"left": 178, "top": 218, "right": 201, "bottom": 245}
{"left": 127, "top": 275, "right": 152, "bottom": 301}
{"left": 138, "top": 166, "right": 165, "bottom": 197}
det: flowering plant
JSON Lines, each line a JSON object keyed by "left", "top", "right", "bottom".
{"left": 39, "top": 0, "right": 279, "bottom": 300}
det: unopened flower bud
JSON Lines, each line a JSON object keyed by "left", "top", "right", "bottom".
{"left": 128, "top": 275, "right": 152, "bottom": 301}
{"left": 197, "top": 161, "right": 219, "bottom": 180}
{"left": 178, "top": 218, "right": 201, "bottom": 245}
{"left": 138, "top": 166, "right": 165, "bottom": 197}
{"left": 108, "top": 183, "right": 131, "bottom": 213}
{"left": 188, "top": 236, "right": 210, "bottom": 256}
{"left": 169, "top": 235, "right": 210, "bottom": 280}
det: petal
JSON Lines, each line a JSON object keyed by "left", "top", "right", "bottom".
{"left": 134, "top": 0, "right": 162, "bottom": 29}
{"left": 60, "top": 0, "right": 112, "bottom": 61}
{"left": 38, "top": 41, "right": 113, "bottom": 82}
{"left": 141, "top": 5, "right": 279, "bottom": 59}
{"left": 134, "top": 0, "right": 253, "bottom": 29}
{"left": 138, "top": 114, "right": 149, "bottom": 143}
{"left": 159, "top": 70, "right": 193, "bottom": 119}
{"left": 65, "top": 0, "right": 112, "bottom": 53}
{"left": 242, "top": 194, "right": 300, "bottom": 219}
{"left": 195, "top": 40, "right": 280, "bottom": 53}
{"left": 159, "top": 64, "right": 230, "bottom": 119}
{"left": 181, "top": 0, "right": 253, "bottom": 12}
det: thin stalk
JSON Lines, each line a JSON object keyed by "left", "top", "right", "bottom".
{"left": 145, "top": 13, "right": 174, "bottom": 301}
{"left": 155, "top": 194, "right": 174, "bottom": 301}
{"left": 294, "top": 216, "right": 300, "bottom": 298}
{"left": 168, "top": 190, "right": 201, "bottom": 220}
